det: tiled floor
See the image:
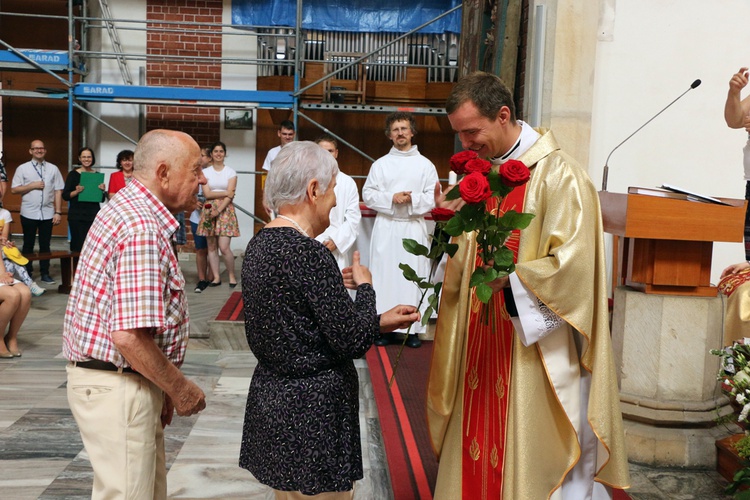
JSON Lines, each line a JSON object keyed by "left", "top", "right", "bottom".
{"left": 0, "top": 241, "right": 736, "bottom": 499}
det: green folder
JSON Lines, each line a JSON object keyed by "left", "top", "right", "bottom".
{"left": 78, "top": 171, "right": 105, "bottom": 202}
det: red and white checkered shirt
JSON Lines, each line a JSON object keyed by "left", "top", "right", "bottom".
{"left": 62, "top": 178, "right": 189, "bottom": 367}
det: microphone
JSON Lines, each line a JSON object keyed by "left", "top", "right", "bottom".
{"left": 601, "top": 79, "right": 702, "bottom": 191}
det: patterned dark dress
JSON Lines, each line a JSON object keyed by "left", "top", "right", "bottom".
{"left": 239, "top": 227, "right": 379, "bottom": 495}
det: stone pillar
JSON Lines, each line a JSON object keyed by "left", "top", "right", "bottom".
{"left": 611, "top": 286, "right": 734, "bottom": 467}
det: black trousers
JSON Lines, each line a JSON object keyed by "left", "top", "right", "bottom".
{"left": 68, "top": 219, "right": 94, "bottom": 253}
{"left": 20, "top": 215, "right": 53, "bottom": 276}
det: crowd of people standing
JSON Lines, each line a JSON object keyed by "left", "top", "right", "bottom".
{"left": 0, "top": 70, "right": 639, "bottom": 500}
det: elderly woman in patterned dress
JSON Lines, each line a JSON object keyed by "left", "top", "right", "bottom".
{"left": 240, "top": 141, "right": 419, "bottom": 499}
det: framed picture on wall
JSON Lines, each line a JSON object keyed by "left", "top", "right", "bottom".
{"left": 224, "top": 108, "right": 254, "bottom": 130}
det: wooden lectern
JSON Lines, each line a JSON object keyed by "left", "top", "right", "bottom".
{"left": 599, "top": 191, "right": 746, "bottom": 297}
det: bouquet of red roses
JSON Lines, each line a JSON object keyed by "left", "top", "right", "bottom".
{"left": 400, "top": 150, "right": 533, "bottom": 307}
{"left": 389, "top": 151, "right": 533, "bottom": 382}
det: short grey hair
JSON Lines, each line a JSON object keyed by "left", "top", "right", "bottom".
{"left": 264, "top": 141, "right": 339, "bottom": 212}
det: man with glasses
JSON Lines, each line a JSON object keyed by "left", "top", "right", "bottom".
{"left": 363, "top": 112, "right": 438, "bottom": 348}
{"left": 11, "top": 140, "right": 64, "bottom": 284}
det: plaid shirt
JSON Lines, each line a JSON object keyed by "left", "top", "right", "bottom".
{"left": 62, "top": 178, "right": 189, "bottom": 367}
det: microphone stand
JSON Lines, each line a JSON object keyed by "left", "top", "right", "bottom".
{"left": 601, "top": 80, "right": 701, "bottom": 191}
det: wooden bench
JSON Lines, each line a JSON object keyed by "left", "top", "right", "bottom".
{"left": 24, "top": 251, "right": 80, "bottom": 294}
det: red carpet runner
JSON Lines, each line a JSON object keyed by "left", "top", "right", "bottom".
{"left": 215, "top": 291, "right": 244, "bottom": 321}
{"left": 365, "top": 342, "right": 632, "bottom": 500}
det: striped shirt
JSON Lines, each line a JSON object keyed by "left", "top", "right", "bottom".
{"left": 62, "top": 178, "right": 189, "bottom": 367}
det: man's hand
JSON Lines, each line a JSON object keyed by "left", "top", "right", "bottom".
{"left": 323, "top": 239, "right": 337, "bottom": 252}
{"left": 379, "top": 304, "right": 420, "bottom": 332}
{"left": 487, "top": 275, "right": 510, "bottom": 294}
{"left": 33, "top": 180, "right": 45, "bottom": 191}
{"left": 342, "top": 251, "right": 372, "bottom": 289}
{"left": 161, "top": 393, "right": 175, "bottom": 428}
{"left": 721, "top": 261, "right": 750, "bottom": 279}
{"left": 393, "top": 191, "right": 412, "bottom": 204}
{"left": 172, "top": 379, "right": 206, "bottom": 417}
{"left": 52, "top": 213, "right": 61, "bottom": 225}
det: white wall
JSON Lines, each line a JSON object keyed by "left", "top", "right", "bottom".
{"left": 219, "top": 4, "right": 258, "bottom": 254}
{"left": 588, "top": 0, "right": 750, "bottom": 283}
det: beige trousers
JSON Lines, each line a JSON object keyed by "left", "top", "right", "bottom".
{"left": 66, "top": 363, "right": 166, "bottom": 500}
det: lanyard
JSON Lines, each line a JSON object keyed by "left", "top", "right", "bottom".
{"left": 31, "top": 161, "right": 45, "bottom": 180}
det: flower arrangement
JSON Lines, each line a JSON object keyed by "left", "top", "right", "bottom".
{"left": 712, "top": 342, "right": 750, "bottom": 497}
{"left": 712, "top": 343, "right": 750, "bottom": 424}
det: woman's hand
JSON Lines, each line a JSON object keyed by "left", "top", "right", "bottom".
{"left": 434, "top": 180, "right": 465, "bottom": 212}
{"left": 342, "top": 251, "right": 372, "bottom": 289}
{"left": 0, "top": 272, "right": 15, "bottom": 285}
{"left": 379, "top": 305, "right": 420, "bottom": 333}
{"left": 721, "top": 261, "right": 750, "bottom": 279}
{"left": 73, "top": 185, "right": 84, "bottom": 197}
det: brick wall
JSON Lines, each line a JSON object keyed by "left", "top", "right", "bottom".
{"left": 145, "top": 0, "right": 223, "bottom": 146}
{"left": 145, "top": 1, "right": 224, "bottom": 252}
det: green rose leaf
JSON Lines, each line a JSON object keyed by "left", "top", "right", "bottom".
{"left": 475, "top": 283, "right": 493, "bottom": 303}
{"left": 422, "top": 306, "right": 433, "bottom": 325}
{"left": 443, "top": 216, "right": 466, "bottom": 237}
{"left": 470, "top": 268, "right": 486, "bottom": 287}
{"left": 399, "top": 263, "right": 421, "bottom": 283}
{"left": 403, "top": 238, "right": 429, "bottom": 256}
{"left": 444, "top": 243, "right": 459, "bottom": 257}
{"left": 483, "top": 267, "right": 499, "bottom": 283}
{"left": 493, "top": 246, "right": 514, "bottom": 268}
{"left": 445, "top": 185, "right": 462, "bottom": 200}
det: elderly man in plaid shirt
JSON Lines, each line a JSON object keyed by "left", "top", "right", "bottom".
{"left": 62, "top": 129, "right": 208, "bottom": 499}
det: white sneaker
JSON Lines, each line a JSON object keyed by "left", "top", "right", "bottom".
{"left": 29, "top": 282, "right": 46, "bottom": 297}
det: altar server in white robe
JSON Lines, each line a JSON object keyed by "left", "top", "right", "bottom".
{"left": 363, "top": 112, "right": 438, "bottom": 347}
{"left": 314, "top": 135, "right": 362, "bottom": 278}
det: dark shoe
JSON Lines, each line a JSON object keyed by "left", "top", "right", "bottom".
{"left": 40, "top": 275, "right": 56, "bottom": 284}
{"left": 208, "top": 281, "right": 221, "bottom": 287}
{"left": 0, "top": 352, "right": 14, "bottom": 359}
{"left": 228, "top": 282, "right": 237, "bottom": 288}
{"left": 374, "top": 335, "right": 391, "bottom": 346}
{"left": 405, "top": 335, "right": 422, "bottom": 348}
{"left": 194, "top": 280, "right": 209, "bottom": 293}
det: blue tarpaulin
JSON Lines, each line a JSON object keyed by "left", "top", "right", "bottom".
{"left": 231, "top": 0, "right": 462, "bottom": 34}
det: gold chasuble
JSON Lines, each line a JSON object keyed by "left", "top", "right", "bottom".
{"left": 428, "top": 130, "right": 630, "bottom": 499}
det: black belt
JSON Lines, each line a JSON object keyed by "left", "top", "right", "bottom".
{"left": 74, "top": 359, "right": 137, "bottom": 374}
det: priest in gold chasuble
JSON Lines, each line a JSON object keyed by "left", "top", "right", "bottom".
{"left": 427, "top": 72, "right": 630, "bottom": 500}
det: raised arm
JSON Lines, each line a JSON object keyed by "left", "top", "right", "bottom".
{"left": 725, "top": 67, "right": 750, "bottom": 129}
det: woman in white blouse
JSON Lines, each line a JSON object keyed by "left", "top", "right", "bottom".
{"left": 196, "top": 141, "right": 240, "bottom": 287}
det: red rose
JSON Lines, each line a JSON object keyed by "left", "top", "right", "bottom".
{"left": 431, "top": 207, "right": 456, "bottom": 221}
{"left": 464, "top": 158, "right": 492, "bottom": 175}
{"left": 204, "top": 203, "right": 212, "bottom": 209}
{"left": 499, "top": 160, "right": 530, "bottom": 187}
{"left": 459, "top": 172, "right": 492, "bottom": 204}
{"left": 449, "top": 150, "right": 479, "bottom": 175}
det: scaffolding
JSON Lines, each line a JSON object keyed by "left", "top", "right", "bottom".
{"left": 0, "top": 1, "right": 463, "bottom": 225}
{"left": 0, "top": 2, "right": 461, "bottom": 174}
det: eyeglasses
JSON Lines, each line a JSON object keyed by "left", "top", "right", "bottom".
{"left": 30, "top": 147, "right": 46, "bottom": 151}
